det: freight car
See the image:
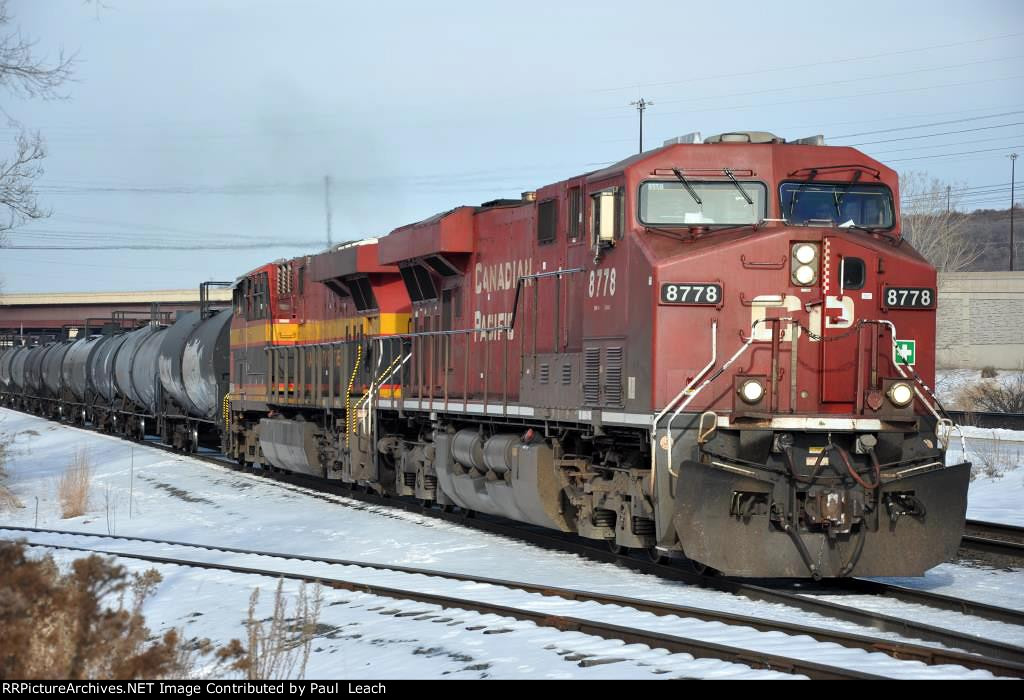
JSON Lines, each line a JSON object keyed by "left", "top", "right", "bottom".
{"left": 0, "top": 130, "right": 971, "bottom": 579}
{"left": 0, "top": 293, "right": 232, "bottom": 452}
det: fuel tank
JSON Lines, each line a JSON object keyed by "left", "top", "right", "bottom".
{"left": 181, "top": 310, "right": 232, "bottom": 419}
{"left": 10, "top": 347, "right": 29, "bottom": 392}
{"left": 23, "top": 344, "right": 50, "bottom": 394}
{"left": 130, "top": 326, "right": 168, "bottom": 415}
{"left": 157, "top": 311, "right": 204, "bottom": 416}
{"left": 0, "top": 347, "right": 24, "bottom": 390}
{"left": 113, "top": 325, "right": 160, "bottom": 407}
{"left": 90, "top": 333, "right": 129, "bottom": 403}
{"left": 41, "top": 341, "right": 72, "bottom": 396}
{"left": 62, "top": 336, "right": 105, "bottom": 402}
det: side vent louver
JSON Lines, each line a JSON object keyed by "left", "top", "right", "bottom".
{"left": 604, "top": 346, "right": 623, "bottom": 407}
{"left": 539, "top": 363, "right": 550, "bottom": 385}
{"left": 583, "top": 347, "right": 601, "bottom": 405}
{"left": 561, "top": 363, "right": 572, "bottom": 385}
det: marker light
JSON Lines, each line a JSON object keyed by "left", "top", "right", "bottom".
{"left": 739, "top": 379, "right": 766, "bottom": 404}
{"left": 791, "top": 243, "right": 819, "bottom": 285}
{"left": 794, "top": 264, "right": 817, "bottom": 285}
{"left": 794, "top": 244, "right": 817, "bottom": 265}
{"left": 888, "top": 382, "right": 914, "bottom": 407}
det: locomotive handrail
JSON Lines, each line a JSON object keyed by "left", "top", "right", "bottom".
{"left": 875, "top": 319, "right": 968, "bottom": 455}
{"left": 649, "top": 319, "right": 717, "bottom": 488}
{"left": 662, "top": 318, "right": 780, "bottom": 478}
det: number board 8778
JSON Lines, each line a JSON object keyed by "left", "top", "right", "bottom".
{"left": 659, "top": 283, "right": 722, "bottom": 305}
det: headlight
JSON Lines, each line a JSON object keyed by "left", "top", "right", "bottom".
{"left": 888, "top": 382, "right": 914, "bottom": 407}
{"left": 794, "top": 244, "right": 817, "bottom": 264}
{"left": 794, "top": 264, "right": 817, "bottom": 285}
{"left": 739, "top": 379, "right": 765, "bottom": 404}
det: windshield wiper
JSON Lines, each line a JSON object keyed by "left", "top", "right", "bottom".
{"left": 834, "top": 171, "right": 863, "bottom": 217}
{"left": 672, "top": 168, "right": 703, "bottom": 206}
{"left": 786, "top": 167, "right": 820, "bottom": 222}
{"left": 837, "top": 221, "right": 886, "bottom": 233}
{"left": 722, "top": 168, "right": 753, "bottom": 205}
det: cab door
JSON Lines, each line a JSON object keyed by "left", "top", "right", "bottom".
{"left": 819, "top": 235, "right": 876, "bottom": 407}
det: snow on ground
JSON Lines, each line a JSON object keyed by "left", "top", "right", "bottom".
{"left": 5, "top": 529, "right": 1008, "bottom": 680}
{"left": 942, "top": 428, "right": 1024, "bottom": 525}
{"left": 1, "top": 408, "right": 1022, "bottom": 679}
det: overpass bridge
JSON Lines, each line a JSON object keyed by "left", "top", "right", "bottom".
{"left": 0, "top": 287, "right": 232, "bottom": 345}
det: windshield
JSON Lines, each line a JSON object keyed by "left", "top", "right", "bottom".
{"left": 639, "top": 180, "right": 766, "bottom": 226}
{"left": 780, "top": 182, "right": 894, "bottom": 228}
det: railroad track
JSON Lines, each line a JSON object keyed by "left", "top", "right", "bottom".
{"left": 3, "top": 526, "right": 1022, "bottom": 680}
{"left": 6, "top": 412, "right": 1024, "bottom": 673}
{"left": 960, "top": 520, "right": 1024, "bottom": 563}
{"left": 947, "top": 411, "right": 1024, "bottom": 432}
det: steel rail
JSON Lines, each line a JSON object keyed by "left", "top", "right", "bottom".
{"left": 3, "top": 526, "right": 1020, "bottom": 677}
{"left": 6, "top": 537, "right": 882, "bottom": 681}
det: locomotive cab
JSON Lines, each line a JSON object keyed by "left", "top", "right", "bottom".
{"left": 628, "top": 133, "right": 970, "bottom": 577}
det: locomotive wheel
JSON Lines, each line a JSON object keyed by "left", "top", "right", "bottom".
{"left": 687, "top": 557, "right": 714, "bottom": 576}
{"left": 607, "top": 541, "right": 626, "bottom": 555}
{"left": 647, "top": 547, "right": 669, "bottom": 564}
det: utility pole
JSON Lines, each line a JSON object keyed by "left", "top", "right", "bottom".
{"left": 630, "top": 98, "right": 653, "bottom": 154}
{"left": 946, "top": 185, "right": 951, "bottom": 213}
{"left": 324, "top": 175, "right": 333, "bottom": 249}
{"left": 1011, "top": 153, "right": 1018, "bottom": 271}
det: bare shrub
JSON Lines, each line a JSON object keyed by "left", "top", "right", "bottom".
{"left": 972, "top": 434, "right": 1023, "bottom": 480}
{"left": 244, "top": 579, "right": 323, "bottom": 680}
{"left": 0, "top": 437, "right": 21, "bottom": 511}
{"left": 58, "top": 448, "right": 93, "bottom": 518}
{"left": 0, "top": 541, "right": 246, "bottom": 679}
{"left": 957, "top": 374, "right": 1024, "bottom": 414}
{"left": 981, "top": 366, "right": 999, "bottom": 379}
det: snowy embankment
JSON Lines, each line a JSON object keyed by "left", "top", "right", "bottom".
{"left": 935, "top": 369, "right": 1024, "bottom": 525}
{"left": 0, "top": 408, "right": 1021, "bottom": 679}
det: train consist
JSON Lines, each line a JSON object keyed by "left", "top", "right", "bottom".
{"left": 1, "top": 130, "right": 971, "bottom": 578}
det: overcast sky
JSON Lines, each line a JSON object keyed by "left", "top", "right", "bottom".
{"left": 2, "top": 0, "right": 1023, "bottom": 293}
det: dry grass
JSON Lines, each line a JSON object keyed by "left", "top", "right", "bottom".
{"left": 954, "top": 373, "right": 1024, "bottom": 414}
{"left": 0, "top": 541, "right": 246, "bottom": 679}
{"left": 244, "top": 579, "right": 323, "bottom": 680}
{"left": 972, "top": 434, "right": 1023, "bottom": 480}
{"left": 58, "top": 448, "right": 93, "bottom": 519}
{"left": 0, "top": 434, "right": 22, "bottom": 511}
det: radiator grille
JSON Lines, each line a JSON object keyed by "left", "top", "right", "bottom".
{"left": 583, "top": 347, "right": 601, "bottom": 405}
{"left": 604, "top": 346, "right": 623, "bottom": 407}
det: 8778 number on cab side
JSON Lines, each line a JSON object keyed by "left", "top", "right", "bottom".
{"left": 660, "top": 283, "right": 722, "bottom": 305}
{"left": 883, "top": 286, "right": 935, "bottom": 309}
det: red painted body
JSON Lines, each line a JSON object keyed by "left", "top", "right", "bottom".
{"left": 369, "top": 142, "right": 933, "bottom": 422}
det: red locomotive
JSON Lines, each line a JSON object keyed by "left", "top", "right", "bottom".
{"left": 225, "top": 130, "right": 971, "bottom": 578}
{"left": 0, "top": 130, "right": 970, "bottom": 578}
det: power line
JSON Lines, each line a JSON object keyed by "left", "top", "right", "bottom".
{"left": 868, "top": 134, "right": 1024, "bottom": 156}
{"left": 885, "top": 144, "right": 1024, "bottom": 163}
{"left": 592, "top": 31, "right": 1024, "bottom": 93}
{"left": 636, "top": 55, "right": 1024, "bottom": 111}
{"left": 849, "top": 121, "right": 1024, "bottom": 146}
{"left": 832, "top": 110, "right": 1024, "bottom": 139}
{"left": 626, "top": 73, "right": 1024, "bottom": 121}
